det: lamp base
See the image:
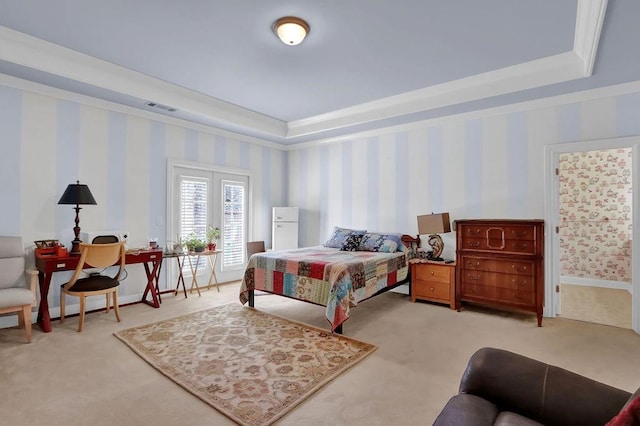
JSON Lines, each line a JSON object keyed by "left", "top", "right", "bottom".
{"left": 427, "top": 234, "right": 445, "bottom": 260}
{"left": 70, "top": 239, "right": 82, "bottom": 255}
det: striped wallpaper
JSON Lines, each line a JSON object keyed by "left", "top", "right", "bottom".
{"left": 288, "top": 91, "right": 640, "bottom": 248}
{"left": 0, "top": 84, "right": 286, "bottom": 316}
{"left": 1, "top": 78, "right": 640, "bottom": 324}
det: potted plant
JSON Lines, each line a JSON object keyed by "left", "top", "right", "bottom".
{"left": 206, "top": 225, "right": 220, "bottom": 251}
{"left": 185, "top": 233, "right": 206, "bottom": 253}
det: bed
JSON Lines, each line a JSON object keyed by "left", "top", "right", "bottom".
{"left": 240, "top": 228, "right": 419, "bottom": 333}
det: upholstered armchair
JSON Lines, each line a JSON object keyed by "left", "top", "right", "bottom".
{"left": 0, "top": 236, "right": 37, "bottom": 343}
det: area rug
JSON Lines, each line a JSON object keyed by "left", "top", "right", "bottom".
{"left": 114, "top": 303, "right": 377, "bottom": 426}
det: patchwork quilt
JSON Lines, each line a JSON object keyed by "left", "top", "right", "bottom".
{"left": 240, "top": 246, "right": 408, "bottom": 331}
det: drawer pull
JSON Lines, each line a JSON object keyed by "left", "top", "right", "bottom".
{"left": 430, "top": 271, "right": 435, "bottom": 275}
{"left": 511, "top": 264, "right": 528, "bottom": 272}
{"left": 430, "top": 287, "right": 435, "bottom": 291}
{"left": 512, "top": 231, "right": 526, "bottom": 237}
{"left": 514, "top": 243, "right": 528, "bottom": 249}
{"left": 470, "top": 229, "right": 481, "bottom": 235}
{"left": 469, "top": 274, "right": 480, "bottom": 280}
{"left": 467, "top": 241, "right": 480, "bottom": 247}
{"left": 56, "top": 263, "right": 66, "bottom": 268}
{"left": 467, "top": 261, "right": 480, "bottom": 267}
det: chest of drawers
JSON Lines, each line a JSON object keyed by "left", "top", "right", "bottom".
{"left": 455, "top": 219, "right": 544, "bottom": 326}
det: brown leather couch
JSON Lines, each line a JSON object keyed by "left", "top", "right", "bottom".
{"left": 434, "top": 347, "right": 639, "bottom": 426}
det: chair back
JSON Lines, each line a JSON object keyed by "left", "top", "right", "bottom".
{"left": 0, "top": 236, "right": 25, "bottom": 290}
{"left": 247, "top": 241, "right": 265, "bottom": 260}
{"left": 64, "top": 242, "right": 126, "bottom": 291}
{"left": 80, "top": 242, "right": 125, "bottom": 268}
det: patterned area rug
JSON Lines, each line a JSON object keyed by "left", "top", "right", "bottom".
{"left": 114, "top": 303, "right": 377, "bottom": 426}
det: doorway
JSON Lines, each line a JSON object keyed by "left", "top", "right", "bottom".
{"left": 167, "top": 160, "right": 251, "bottom": 286}
{"left": 545, "top": 136, "right": 640, "bottom": 334}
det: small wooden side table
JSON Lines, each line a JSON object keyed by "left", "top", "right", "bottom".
{"left": 410, "top": 259, "right": 456, "bottom": 309}
{"left": 187, "top": 250, "right": 222, "bottom": 296}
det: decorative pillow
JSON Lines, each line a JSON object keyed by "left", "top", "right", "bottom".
{"left": 324, "top": 226, "right": 366, "bottom": 249}
{"left": 340, "top": 234, "right": 362, "bottom": 251}
{"left": 358, "top": 233, "right": 399, "bottom": 253}
{"left": 607, "top": 392, "right": 640, "bottom": 426}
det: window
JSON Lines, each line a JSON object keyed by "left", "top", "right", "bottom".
{"left": 179, "top": 176, "right": 208, "bottom": 242}
{"left": 222, "top": 181, "right": 245, "bottom": 268}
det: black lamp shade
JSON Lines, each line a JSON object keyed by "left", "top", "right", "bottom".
{"left": 58, "top": 181, "right": 97, "bottom": 205}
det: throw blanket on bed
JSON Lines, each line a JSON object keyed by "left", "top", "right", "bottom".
{"left": 240, "top": 246, "right": 407, "bottom": 331}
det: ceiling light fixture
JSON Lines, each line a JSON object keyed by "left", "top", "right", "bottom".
{"left": 272, "top": 16, "right": 309, "bottom": 46}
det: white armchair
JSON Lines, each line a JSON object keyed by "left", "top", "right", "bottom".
{"left": 0, "top": 236, "right": 37, "bottom": 343}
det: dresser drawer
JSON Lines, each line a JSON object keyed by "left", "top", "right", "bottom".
{"left": 460, "top": 224, "right": 536, "bottom": 240}
{"left": 414, "top": 280, "right": 450, "bottom": 300}
{"left": 460, "top": 283, "right": 495, "bottom": 299}
{"left": 495, "top": 288, "right": 535, "bottom": 306}
{"left": 414, "top": 264, "right": 451, "bottom": 283}
{"left": 460, "top": 270, "right": 534, "bottom": 290}
{"left": 461, "top": 256, "right": 534, "bottom": 276}
{"left": 461, "top": 237, "right": 536, "bottom": 255}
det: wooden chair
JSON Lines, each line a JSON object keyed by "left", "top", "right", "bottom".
{"left": 246, "top": 241, "right": 266, "bottom": 260}
{"left": 60, "top": 242, "right": 125, "bottom": 332}
{"left": 0, "top": 236, "right": 37, "bottom": 343}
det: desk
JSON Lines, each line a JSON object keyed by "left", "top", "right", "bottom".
{"left": 186, "top": 250, "right": 222, "bottom": 295}
{"left": 35, "top": 249, "right": 163, "bottom": 332}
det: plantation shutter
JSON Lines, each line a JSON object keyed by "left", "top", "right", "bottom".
{"left": 222, "top": 181, "right": 245, "bottom": 268}
{"left": 180, "top": 177, "right": 208, "bottom": 241}
{"left": 179, "top": 176, "right": 208, "bottom": 272}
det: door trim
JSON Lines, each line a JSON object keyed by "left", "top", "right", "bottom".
{"left": 544, "top": 136, "right": 640, "bottom": 334}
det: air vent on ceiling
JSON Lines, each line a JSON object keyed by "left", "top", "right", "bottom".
{"left": 145, "top": 102, "right": 177, "bottom": 113}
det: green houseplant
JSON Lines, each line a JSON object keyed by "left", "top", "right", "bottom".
{"left": 185, "top": 233, "right": 205, "bottom": 252}
{"left": 206, "top": 225, "right": 220, "bottom": 251}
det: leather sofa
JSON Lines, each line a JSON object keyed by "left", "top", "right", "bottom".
{"left": 434, "top": 347, "right": 639, "bottom": 426}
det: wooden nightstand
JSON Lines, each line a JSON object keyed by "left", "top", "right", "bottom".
{"left": 410, "top": 260, "right": 456, "bottom": 309}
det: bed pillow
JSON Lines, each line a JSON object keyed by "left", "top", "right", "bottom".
{"left": 358, "top": 233, "right": 399, "bottom": 253}
{"left": 324, "top": 226, "right": 366, "bottom": 248}
{"left": 340, "top": 233, "right": 363, "bottom": 251}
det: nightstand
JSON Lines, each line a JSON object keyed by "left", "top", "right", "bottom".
{"left": 410, "top": 260, "right": 456, "bottom": 309}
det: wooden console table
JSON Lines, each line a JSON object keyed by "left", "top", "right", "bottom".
{"left": 35, "top": 248, "right": 164, "bottom": 332}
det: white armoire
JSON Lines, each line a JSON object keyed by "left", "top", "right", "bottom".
{"left": 272, "top": 207, "right": 298, "bottom": 251}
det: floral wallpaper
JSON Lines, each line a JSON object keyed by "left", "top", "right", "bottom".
{"left": 558, "top": 148, "right": 633, "bottom": 282}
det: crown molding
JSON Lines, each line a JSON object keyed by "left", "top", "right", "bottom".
{"left": 0, "top": 0, "right": 608, "bottom": 142}
{"left": 0, "top": 25, "right": 287, "bottom": 138}
{"left": 286, "top": 52, "right": 584, "bottom": 138}
{"left": 574, "top": 0, "right": 608, "bottom": 76}
{"left": 287, "top": 79, "right": 640, "bottom": 151}
{"left": 0, "top": 72, "right": 287, "bottom": 151}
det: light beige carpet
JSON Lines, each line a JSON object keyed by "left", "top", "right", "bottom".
{"left": 114, "top": 303, "right": 377, "bottom": 426}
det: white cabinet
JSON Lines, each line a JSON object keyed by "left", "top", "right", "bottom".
{"left": 272, "top": 207, "right": 298, "bottom": 251}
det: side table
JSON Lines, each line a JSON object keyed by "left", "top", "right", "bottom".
{"left": 410, "top": 259, "right": 456, "bottom": 309}
{"left": 187, "top": 250, "right": 222, "bottom": 296}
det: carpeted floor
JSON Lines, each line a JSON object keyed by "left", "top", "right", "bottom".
{"left": 115, "top": 304, "right": 377, "bottom": 426}
{"left": 1, "top": 281, "right": 639, "bottom": 425}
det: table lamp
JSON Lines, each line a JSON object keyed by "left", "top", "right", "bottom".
{"left": 417, "top": 212, "right": 451, "bottom": 261}
{"left": 58, "top": 180, "right": 97, "bottom": 255}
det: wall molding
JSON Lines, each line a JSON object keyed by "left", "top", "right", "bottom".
{"left": 0, "top": 0, "right": 608, "bottom": 142}
{"left": 560, "top": 275, "right": 631, "bottom": 292}
{"left": 288, "top": 79, "right": 640, "bottom": 150}
{"left": 0, "top": 72, "right": 286, "bottom": 151}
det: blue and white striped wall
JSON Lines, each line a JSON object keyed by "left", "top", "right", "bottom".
{"left": 288, "top": 86, "right": 640, "bottom": 247}
{"left": 0, "top": 82, "right": 286, "bottom": 320}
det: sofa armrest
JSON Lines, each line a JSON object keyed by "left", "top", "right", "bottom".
{"left": 459, "top": 348, "right": 631, "bottom": 426}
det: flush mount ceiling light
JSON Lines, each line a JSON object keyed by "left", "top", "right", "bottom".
{"left": 272, "top": 16, "right": 309, "bottom": 46}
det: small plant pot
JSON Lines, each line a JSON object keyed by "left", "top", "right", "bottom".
{"left": 207, "top": 243, "right": 216, "bottom": 251}
{"left": 194, "top": 246, "right": 205, "bottom": 253}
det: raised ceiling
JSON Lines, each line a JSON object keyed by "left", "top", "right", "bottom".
{"left": 0, "top": 0, "right": 627, "bottom": 145}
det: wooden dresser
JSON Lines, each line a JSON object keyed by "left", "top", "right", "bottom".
{"left": 455, "top": 219, "right": 544, "bottom": 326}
